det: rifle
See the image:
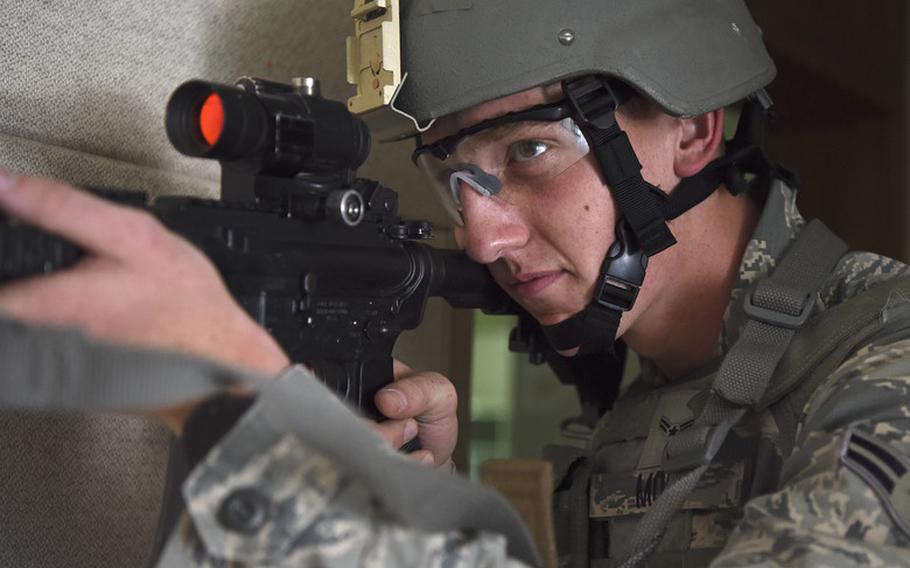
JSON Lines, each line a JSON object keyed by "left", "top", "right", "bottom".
{"left": 0, "top": 77, "right": 511, "bottom": 420}
{"left": 0, "top": 76, "right": 625, "bottom": 430}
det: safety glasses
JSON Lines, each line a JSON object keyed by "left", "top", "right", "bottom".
{"left": 412, "top": 99, "right": 591, "bottom": 225}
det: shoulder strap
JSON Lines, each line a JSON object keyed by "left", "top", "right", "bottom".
{"left": 762, "top": 273, "right": 910, "bottom": 409}
{"left": 616, "top": 219, "right": 848, "bottom": 567}
{"left": 766, "top": 273, "right": 910, "bottom": 455}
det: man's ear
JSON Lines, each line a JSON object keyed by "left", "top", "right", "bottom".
{"left": 674, "top": 108, "right": 724, "bottom": 178}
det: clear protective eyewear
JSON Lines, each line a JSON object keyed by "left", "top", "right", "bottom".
{"left": 412, "top": 99, "right": 591, "bottom": 225}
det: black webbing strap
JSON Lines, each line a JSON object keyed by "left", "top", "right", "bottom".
{"left": 662, "top": 144, "right": 769, "bottom": 221}
{"left": 663, "top": 91, "right": 776, "bottom": 219}
{"left": 542, "top": 83, "right": 775, "bottom": 356}
{"left": 564, "top": 76, "right": 676, "bottom": 257}
{"left": 542, "top": 304, "right": 620, "bottom": 354}
{"left": 541, "top": 218, "right": 645, "bottom": 354}
{"left": 663, "top": 91, "right": 775, "bottom": 220}
{"left": 617, "top": 220, "right": 848, "bottom": 567}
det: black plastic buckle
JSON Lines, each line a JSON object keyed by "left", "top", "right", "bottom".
{"left": 595, "top": 220, "right": 648, "bottom": 312}
{"left": 563, "top": 75, "right": 620, "bottom": 131}
{"left": 596, "top": 275, "right": 641, "bottom": 312}
{"left": 662, "top": 424, "right": 727, "bottom": 473}
{"left": 743, "top": 287, "right": 814, "bottom": 329}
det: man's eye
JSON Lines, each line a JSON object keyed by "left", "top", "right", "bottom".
{"left": 509, "top": 140, "right": 549, "bottom": 162}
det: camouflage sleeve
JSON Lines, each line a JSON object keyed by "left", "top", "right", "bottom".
{"left": 712, "top": 338, "right": 910, "bottom": 567}
{"left": 153, "top": 367, "right": 534, "bottom": 568}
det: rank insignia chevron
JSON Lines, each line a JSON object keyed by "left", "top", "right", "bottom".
{"left": 841, "top": 428, "right": 910, "bottom": 538}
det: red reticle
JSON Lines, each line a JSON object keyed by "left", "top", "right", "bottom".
{"left": 199, "top": 92, "right": 224, "bottom": 146}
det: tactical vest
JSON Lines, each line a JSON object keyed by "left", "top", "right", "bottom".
{"left": 553, "top": 221, "right": 910, "bottom": 567}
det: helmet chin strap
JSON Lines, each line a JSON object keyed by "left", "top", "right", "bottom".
{"left": 541, "top": 218, "right": 647, "bottom": 355}
{"left": 541, "top": 77, "right": 774, "bottom": 355}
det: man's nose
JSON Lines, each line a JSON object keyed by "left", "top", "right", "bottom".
{"left": 455, "top": 185, "right": 530, "bottom": 264}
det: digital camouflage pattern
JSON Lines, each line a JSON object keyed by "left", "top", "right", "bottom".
{"left": 690, "top": 511, "right": 742, "bottom": 550}
{"left": 156, "top": 385, "right": 534, "bottom": 567}
{"left": 586, "top": 179, "right": 910, "bottom": 566}
{"left": 712, "top": 338, "right": 910, "bottom": 566}
{"left": 710, "top": 181, "right": 910, "bottom": 565}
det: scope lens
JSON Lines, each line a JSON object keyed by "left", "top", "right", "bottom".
{"left": 198, "top": 92, "right": 224, "bottom": 147}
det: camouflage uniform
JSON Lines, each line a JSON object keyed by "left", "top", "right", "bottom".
{"left": 160, "top": 179, "right": 910, "bottom": 567}
{"left": 587, "top": 179, "right": 910, "bottom": 566}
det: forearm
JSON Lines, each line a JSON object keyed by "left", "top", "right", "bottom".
{"left": 161, "top": 367, "right": 538, "bottom": 567}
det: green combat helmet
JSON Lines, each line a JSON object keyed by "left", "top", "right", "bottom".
{"left": 348, "top": 0, "right": 778, "bottom": 353}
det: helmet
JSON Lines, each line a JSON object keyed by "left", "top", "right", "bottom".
{"left": 385, "top": 0, "right": 777, "bottom": 357}
{"left": 394, "top": 0, "right": 775, "bottom": 128}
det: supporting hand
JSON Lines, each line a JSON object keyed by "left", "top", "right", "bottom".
{"left": 372, "top": 360, "right": 459, "bottom": 471}
{"left": 0, "top": 171, "right": 290, "bottom": 432}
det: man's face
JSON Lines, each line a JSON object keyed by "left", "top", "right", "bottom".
{"left": 422, "top": 85, "right": 681, "bottom": 336}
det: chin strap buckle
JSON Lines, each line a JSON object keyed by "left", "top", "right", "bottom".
{"left": 595, "top": 219, "right": 649, "bottom": 313}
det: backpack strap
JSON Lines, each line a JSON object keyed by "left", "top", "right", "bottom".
{"left": 764, "top": 274, "right": 910, "bottom": 456}
{"left": 617, "top": 219, "right": 848, "bottom": 566}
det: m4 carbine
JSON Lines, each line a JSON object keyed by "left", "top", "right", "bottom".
{"left": 0, "top": 77, "right": 510, "bottom": 420}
